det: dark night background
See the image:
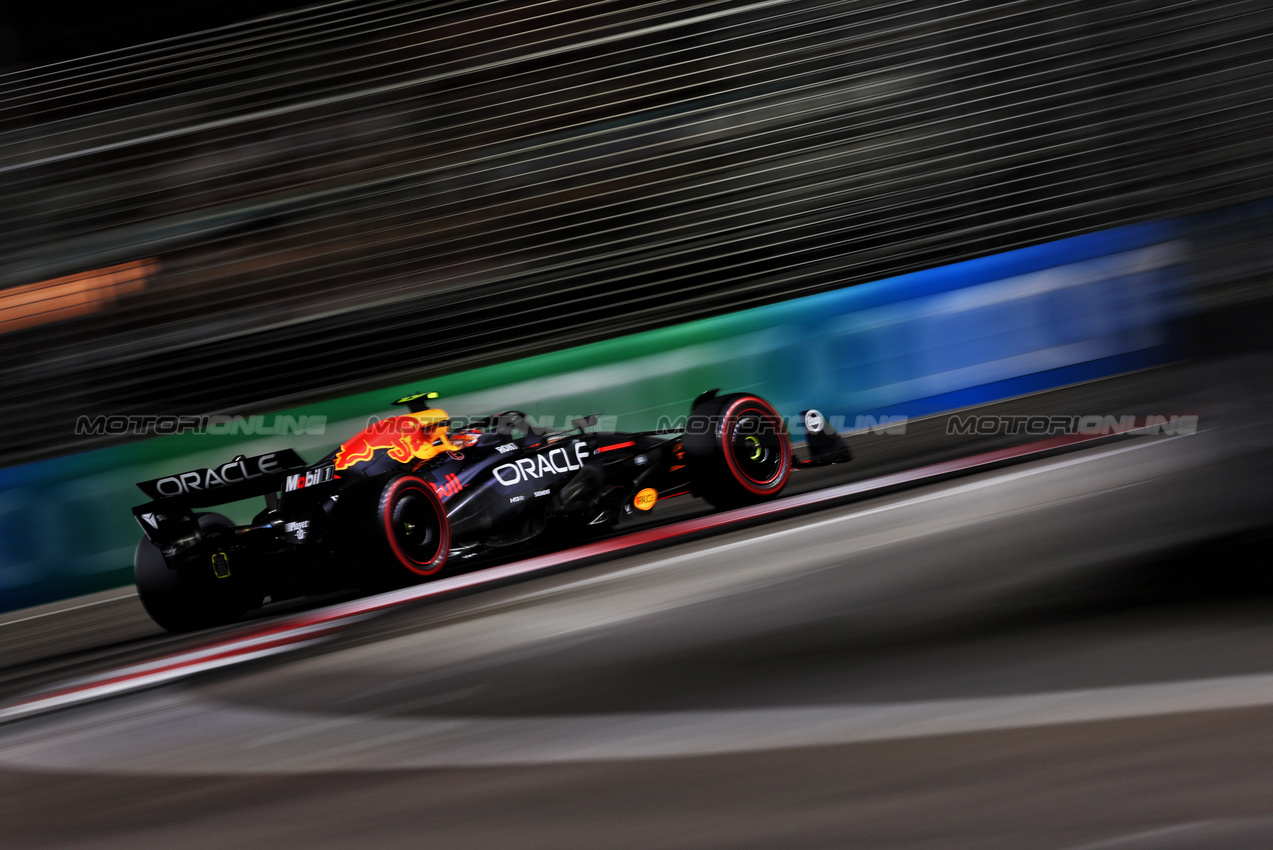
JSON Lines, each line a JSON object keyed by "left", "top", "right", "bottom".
{"left": 0, "top": 1, "right": 315, "bottom": 67}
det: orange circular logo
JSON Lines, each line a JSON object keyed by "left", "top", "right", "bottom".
{"left": 633, "top": 488, "right": 658, "bottom": 511}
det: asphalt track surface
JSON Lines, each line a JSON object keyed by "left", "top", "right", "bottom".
{"left": 2, "top": 363, "right": 1273, "bottom": 849}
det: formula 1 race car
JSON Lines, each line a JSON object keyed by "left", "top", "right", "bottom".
{"left": 131, "top": 390, "right": 851, "bottom": 632}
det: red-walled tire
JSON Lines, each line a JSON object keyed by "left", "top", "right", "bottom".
{"left": 684, "top": 392, "right": 792, "bottom": 509}
{"left": 375, "top": 474, "right": 450, "bottom": 583}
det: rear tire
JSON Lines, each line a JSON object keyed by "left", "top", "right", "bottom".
{"left": 684, "top": 392, "right": 792, "bottom": 509}
{"left": 134, "top": 513, "right": 242, "bottom": 633}
{"left": 374, "top": 474, "right": 450, "bottom": 586}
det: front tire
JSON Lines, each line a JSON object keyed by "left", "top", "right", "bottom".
{"left": 684, "top": 392, "right": 793, "bottom": 509}
{"left": 134, "top": 513, "right": 242, "bottom": 633}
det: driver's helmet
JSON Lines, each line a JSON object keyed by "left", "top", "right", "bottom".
{"left": 450, "top": 427, "right": 482, "bottom": 448}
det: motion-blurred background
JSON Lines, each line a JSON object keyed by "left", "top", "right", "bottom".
{"left": 1, "top": 0, "right": 1271, "bottom": 608}
{"left": 7, "top": 7, "right": 1273, "bottom": 848}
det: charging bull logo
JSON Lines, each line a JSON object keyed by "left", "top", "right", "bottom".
{"left": 335, "top": 411, "right": 458, "bottom": 471}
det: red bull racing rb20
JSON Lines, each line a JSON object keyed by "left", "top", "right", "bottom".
{"left": 131, "top": 389, "right": 851, "bottom": 632}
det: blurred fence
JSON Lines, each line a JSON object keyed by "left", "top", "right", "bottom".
{"left": 1, "top": 0, "right": 1271, "bottom": 464}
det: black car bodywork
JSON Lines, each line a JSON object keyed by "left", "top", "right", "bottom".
{"left": 131, "top": 390, "right": 850, "bottom": 632}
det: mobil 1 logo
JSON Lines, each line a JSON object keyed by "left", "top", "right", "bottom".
{"left": 284, "top": 465, "right": 336, "bottom": 492}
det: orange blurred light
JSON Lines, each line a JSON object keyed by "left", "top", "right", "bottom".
{"left": 0, "top": 259, "right": 155, "bottom": 334}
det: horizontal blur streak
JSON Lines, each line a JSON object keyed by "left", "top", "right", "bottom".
{"left": 0, "top": 259, "right": 155, "bottom": 335}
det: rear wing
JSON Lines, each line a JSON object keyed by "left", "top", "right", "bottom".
{"left": 135, "top": 449, "right": 306, "bottom": 506}
{"left": 132, "top": 450, "right": 305, "bottom": 543}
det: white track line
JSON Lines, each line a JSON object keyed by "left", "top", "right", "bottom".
{"left": 0, "top": 592, "right": 138, "bottom": 628}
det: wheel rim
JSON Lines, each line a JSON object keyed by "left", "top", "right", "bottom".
{"left": 393, "top": 492, "right": 440, "bottom": 558}
{"left": 727, "top": 407, "right": 787, "bottom": 488}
